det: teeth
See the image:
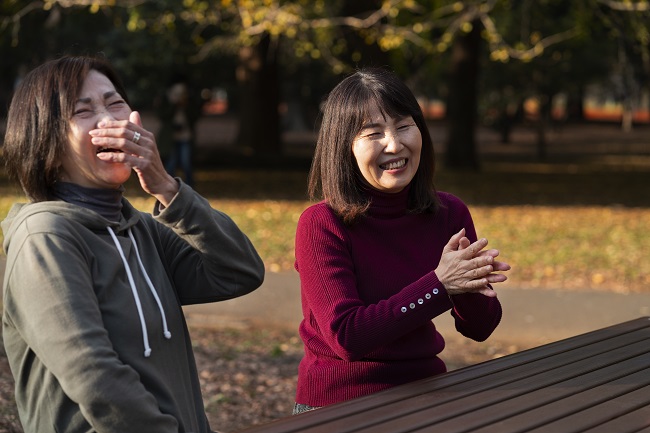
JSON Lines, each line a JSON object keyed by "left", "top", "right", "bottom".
{"left": 381, "top": 159, "right": 406, "bottom": 170}
{"left": 97, "top": 147, "right": 122, "bottom": 154}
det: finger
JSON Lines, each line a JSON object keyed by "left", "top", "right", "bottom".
{"left": 462, "top": 238, "right": 488, "bottom": 259}
{"left": 485, "top": 273, "right": 508, "bottom": 283}
{"left": 475, "top": 248, "right": 500, "bottom": 259}
{"left": 443, "top": 228, "right": 465, "bottom": 253}
{"left": 469, "top": 238, "right": 489, "bottom": 254}
{"left": 469, "top": 254, "right": 494, "bottom": 269}
{"left": 476, "top": 287, "right": 497, "bottom": 297}
{"left": 465, "top": 264, "right": 494, "bottom": 280}
{"left": 130, "top": 110, "right": 142, "bottom": 127}
{"left": 491, "top": 261, "right": 511, "bottom": 272}
{"left": 463, "top": 277, "right": 489, "bottom": 290}
{"left": 458, "top": 236, "right": 470, "bottom": 251}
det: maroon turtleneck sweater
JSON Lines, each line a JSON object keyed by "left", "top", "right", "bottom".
{"left": 294, "top": 187, "right": 502, "bottom": 407}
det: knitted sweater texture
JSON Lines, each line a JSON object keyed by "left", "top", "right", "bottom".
{"left": 294, "top": 187, "right": 502, "bottom": 406}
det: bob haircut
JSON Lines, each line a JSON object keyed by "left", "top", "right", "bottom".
{"left": 308, "top": 67, "right": 439, "bottom": 224}
{"left": 3, "top": 55, "right": 130, "bottom": 202}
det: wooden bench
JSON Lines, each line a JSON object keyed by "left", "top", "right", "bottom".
{"left": 238, "top": 316, "right": 650, "bottom": 433}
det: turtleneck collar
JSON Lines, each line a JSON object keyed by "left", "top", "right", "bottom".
{"left": 51, "top": 182, "right": 124, "bottom": 222}
{"left": 364, "top": 183, "right": 411, "bottom": 219}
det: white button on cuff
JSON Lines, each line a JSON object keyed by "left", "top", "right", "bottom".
{"left": 409, "top": 303, "right": 416, "bottom": 309}
{"left": 425, "top": 293, "right": 432, "bottom": 299}
{"left": 433, "top": 288, "right": 439, "bottom": 295}
{"left": 418, "top": 298, "right": 424, "bottom": 305}
{"left": 401, "top": 307, "right": 407, "bottom": 313}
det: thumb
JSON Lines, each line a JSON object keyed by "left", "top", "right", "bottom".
{"left": 443, "top": 228, "right": 465, "bottom": 253}
{"left": 130, "top": 110, "right": 142, "bottom": 127}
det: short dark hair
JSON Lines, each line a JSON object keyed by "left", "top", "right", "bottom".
{"left": 308, "top": 67, "right": 439, "bottom": 224}
{"left": 3, "top": 55, "right": 130, "bottom": 202}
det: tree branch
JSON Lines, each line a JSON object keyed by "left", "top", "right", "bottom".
{"left": 596, "top": 0, "right": 649, "bottom": 11}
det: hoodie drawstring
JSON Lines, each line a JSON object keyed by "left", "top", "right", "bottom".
{"left": 127, "top": 229, "right": 172, "bottom": 340}
{"left": 107, "top": 226, "right": 171, "bottom": 358}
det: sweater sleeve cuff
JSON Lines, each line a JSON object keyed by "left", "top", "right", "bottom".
{"left": 392, "top": 272, "right": 452, "bottom": 319}
{"left": 153, "top": 178, "right": 189, "bottom": 219}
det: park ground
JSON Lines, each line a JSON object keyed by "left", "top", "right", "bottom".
{"left": 0, "top": 119, "right": 648, "bottom": 432}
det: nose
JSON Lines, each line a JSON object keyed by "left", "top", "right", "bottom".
{"left": 95, "top": 107, "right": 117, "bottom": 125}
{"left": 383, "top": 129, "right": 404, "bottom": 153}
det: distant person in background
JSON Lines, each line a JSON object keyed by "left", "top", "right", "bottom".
{"left": 157, "top": 74, "right": 201, "bottom": 187}
{"left": 293, "top": 68, "right": 509, "bottom": 414}
{"left": 2, "top": 55, "right": 264, "bottom": 433}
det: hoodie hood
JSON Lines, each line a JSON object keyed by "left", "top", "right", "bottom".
{"left": 2, "top": 198, "right": 141, "bottom": 254}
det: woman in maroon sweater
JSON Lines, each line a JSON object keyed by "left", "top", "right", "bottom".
{"left": 293, "top": 68, "right": 510, "bottom": 414}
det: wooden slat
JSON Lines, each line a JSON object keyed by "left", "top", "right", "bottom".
{"left": 524, "top": 384, "right": 650, "bottom": 433}
{"left": 581, "top": 405, "right": 650, "bottom": 433}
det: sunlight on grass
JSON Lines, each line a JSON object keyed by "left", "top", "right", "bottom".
{"left": 472, "top": 206, "right": 650, "bottom": 293}
{"left": 1, "top": 194, "right": 648, "bottom": 293}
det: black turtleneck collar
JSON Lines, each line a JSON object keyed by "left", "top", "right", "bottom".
{"left": 51, "top": 182, "right": 124, "bottom": 222}
{"left": 364, "top": 183, "right": 411, "bottom": 219}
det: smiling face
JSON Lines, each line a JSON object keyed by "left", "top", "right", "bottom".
{"left": 351, "top": 104, "right": 422, "bottom": 193}
{"left": 58, "top": 69, "right": 132, "bottom": 189}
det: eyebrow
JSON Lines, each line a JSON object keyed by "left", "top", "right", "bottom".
{"left": 76, "top": 91, "right": 118, "bottom": 104}
{"left": 360, "top": 115, "right": 409, "bottom": 130}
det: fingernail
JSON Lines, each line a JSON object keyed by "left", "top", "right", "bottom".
{"left": 98, "top": 121, "right": 106, "bottom": 128}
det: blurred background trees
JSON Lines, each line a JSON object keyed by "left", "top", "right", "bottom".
{"left": 1, "top": 0, "right": 648, "bottom": 169}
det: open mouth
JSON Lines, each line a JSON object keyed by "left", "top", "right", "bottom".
{"left": 97, "top": 147, "right": 123, "bottom": 154}
{"left": 380, "top": 158, "right": 407, "bottom": 170}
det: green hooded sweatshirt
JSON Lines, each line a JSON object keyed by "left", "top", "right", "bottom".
{"left": 1, "top": 181, "right": 264, "bottom": 433}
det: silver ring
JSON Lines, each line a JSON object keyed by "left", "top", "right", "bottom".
{"left": 133, "top": 131, "right": 141, "bottom": 144}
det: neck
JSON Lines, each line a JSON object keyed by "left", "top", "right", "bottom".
{"left": 364, "top": 184, "right": 411, "bottom": 219}
{"left": 51, "top": 182, "right": 124, "bottom": 222}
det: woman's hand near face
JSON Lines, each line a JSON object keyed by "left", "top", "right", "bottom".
{"left": 90, "top": 111, "right": 179, "bottom": 206}
{"left": 436, "top": 228, "right": 511, "bottom": 297}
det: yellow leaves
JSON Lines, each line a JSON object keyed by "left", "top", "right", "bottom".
{"left": 126, "top": 12, "right": 144, "bottom": 32}
{"left": 460, "top": 21, "right": 473, "bottom": 34}
{"left": 490, "top": 48, "right": 509, "bottom": 62}
{"left": 378, "top": 34, "right": 403, "bottom": 51}
{"left": 241, "top": 14, "right": 253, "bottom": 28}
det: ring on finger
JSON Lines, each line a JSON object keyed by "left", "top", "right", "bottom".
{"left": 133, "top": 131, "right": 141, "bottom": 144}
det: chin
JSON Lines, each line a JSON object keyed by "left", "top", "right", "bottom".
{"left": 102, "top": 173, "right": 131, "bottom": 188}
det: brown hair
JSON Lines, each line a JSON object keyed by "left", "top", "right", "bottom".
{"left": 3, "top": 55, "right": 130, "bottom": 202}
{"left": 308, "top": 67, "right": 439, "bottom": 224}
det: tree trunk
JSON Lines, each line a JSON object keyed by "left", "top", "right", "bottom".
{"left": 445, "top": 20, "right": 481, "bottom": 170}
{"left": 236, "top": 34, "right": 281, "bottom": 156}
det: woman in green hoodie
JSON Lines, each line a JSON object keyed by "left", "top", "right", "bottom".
{"left": 1, "top": 55, "right": 265, "bottom": 433}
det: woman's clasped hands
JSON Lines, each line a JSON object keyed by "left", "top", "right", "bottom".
{"left": 436, "top": 228, "right": 511, "bottom": 297}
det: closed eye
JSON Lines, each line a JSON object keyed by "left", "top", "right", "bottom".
{"left": 73, "top": 108, "right": 93, "bottom": 118}
{"left": 398, "top": 122, "right": 415, "bottom": 130}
